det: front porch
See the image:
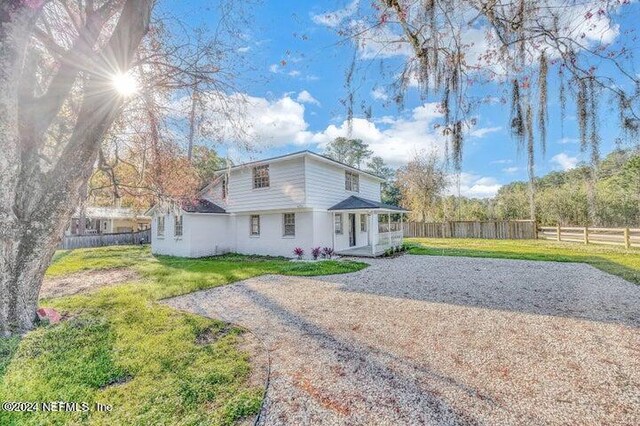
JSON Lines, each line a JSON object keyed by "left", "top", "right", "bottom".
{"left": 336, "top": 228, "right": 404, "bottom": 258}
{"left": 328, "top": 195, "right": 408, "bottom": 257}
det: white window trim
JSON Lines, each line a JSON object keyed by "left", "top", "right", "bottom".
{"left": 345, "top": 171, "right": 360, "bottom": 193}
{"left": 252, "top": 165, "right": 270, "bottom": 189}
{"left": 250, "top": 215, "right": 260, "bottom": 237}
{"left": 282, "top": 213, "right": 295, "bottom": 238}
{"left": 335, "top": 214, "right": 343, "bottom": 235}
{"left": 157, "top": 216, "right": 165, "bottom": 238}
{"left": 222, "top": 175, "right": 228, "bottom": 199}
{"left": 174, "top": 215, "right": 183, "bottom": 239}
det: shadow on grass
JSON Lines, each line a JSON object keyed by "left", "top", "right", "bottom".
{"left": 406, "top": 244, "right": 640, "bottom": 285}
{"left": 0, "top": 336, "right": 20, "bottom": 379}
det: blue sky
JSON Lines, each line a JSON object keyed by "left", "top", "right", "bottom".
{"left": 161, "top": 1, "right": 639, "bottom": 198}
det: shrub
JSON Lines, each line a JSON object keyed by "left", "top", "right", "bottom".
{"left": 321, "top": 247, "right": 334, "bottom": 259}
{"left": 311, "top": 247, "right": 321, "bottom": 260}
{"left": 293, "top": 247, "right": 304, "bottom": 260}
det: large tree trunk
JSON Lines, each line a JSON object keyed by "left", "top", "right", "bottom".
{"left": 0, "top": 0, "right": 153, "bottom": 336}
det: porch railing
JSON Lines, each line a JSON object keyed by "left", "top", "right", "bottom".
{"left": 378, "top": 222, "right": 403, "bottom": 233}
{"left": 375, "top": 230, "right": 403, "bottom": 251}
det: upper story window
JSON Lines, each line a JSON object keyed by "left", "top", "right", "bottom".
{"left": 283, "top": 213, "right": 295, "bottom": 237}
{"left": 157, "top": 216, "right": 165, "bottom": 237}
{"left": 221, "top": 175, "right": 228, "bottom": 199}
{"left": 345, "top": 171, "right": 359, "bottom": 192}
{"left": 174, "top": 215, "right": 183, "bottom": 237}
{"left": 253, "top": 165, "right": 270, "bottom": 189}
{"left": 250, "top": 215, "right": 260, "bottom": 236}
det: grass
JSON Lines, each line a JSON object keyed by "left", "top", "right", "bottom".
{"left": 406, "top": 238, "right": 640, "bottom": 285}
{"left": 1, "top": 246, "right": 367, "bottom": 425}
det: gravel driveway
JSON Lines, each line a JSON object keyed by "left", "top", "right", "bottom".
{"left": 166, "top": 255, "right": 640, "bottom": 425}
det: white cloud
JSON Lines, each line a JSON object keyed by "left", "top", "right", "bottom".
{"left": 491, "top": 159, "right": 512, "bottom": 164}
{"left": 311, "top": 0, "right": 359, "bottom": 28}
{"left": 557, "top": 137, "right": 578, "bottom": 144}
{"left": 502, "top": 167, "right": 519, "bottom": 173}
{"left": 297, "top": 103, "right": 447, "bottom": 166}
{"left": 371, "top": 86, "right": 389, "bottom": 101}
{"left": 268, "top": 64, "right": 280, "bottom": 73}
{"left": 288, "top": 70, "right": 301, "bottom": 77}
{"left": 470, "top": 126, "right": 502, "bottom": 138}
{"left": 447, "top": 173, "right": 502, "bottom": 198}
{"left": 551, "top": 153, "right": 579, "bottom": 171}
{"left": 296, "top": 90, "right": 321, "bottom": 106}
{"left": 237, "top": 46, "right": 251, "bottom": 53}
{"left": 189, "top": 93, "right": 309, "bottom": 149}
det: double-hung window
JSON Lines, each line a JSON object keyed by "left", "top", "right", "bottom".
{"left": 345, "top": 171, "right": 359, "bottom": 192}
{"left": 250, "top": 215, "right": 260, "bottom": 236}
{"left": 174, "top": 215, "right": 183, "bottom": 237}
{"left": 360, "top": 214, "right": 367, "bottom": 232}
{"left": 334, "top": 214, "right": 343, "bottom": 234}
{"left": 283, "top": 213, "right": 295, "bottom": 237}
{"left": 252, "top": 165, "right": 270, "bottom": 189}
{"left": 157, "top": 216, "right": 165, "bottom": 237}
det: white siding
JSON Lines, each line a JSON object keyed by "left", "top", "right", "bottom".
{"left": 202, "top": 179, "right": 228, "bottom": 210}
{"left": 151, "top": 213, "right": 191, "bottom": 257}
{"left": 151, "top": 213, "right": 232, "bottom": 258}
{"left": 305, "top": 156, "right": 381, "bottom": 209}
{"left": 235, "top": 210, "right": 314, "bottom": 258}
{"left": 223, "top": 157, "right": 306, "bottom": 213}
{"left": 187, "top": 214, "right": 232, "bottom": 257}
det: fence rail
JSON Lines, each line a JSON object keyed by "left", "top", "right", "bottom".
{"left": 404, "top": 220, "right": 537, "bottom": 240}
{"left": 538, "top": 225, "right": 640, "bottom": 248}
{"left": 59, "top": 229, "right": 151, "bottom": 250}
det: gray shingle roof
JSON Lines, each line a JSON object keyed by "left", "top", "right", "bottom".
{"left": 328, "top": 196, "right": 408, "bottom": 212}
{"left": 181, "top": 199, "right": 227, "bottom": 214}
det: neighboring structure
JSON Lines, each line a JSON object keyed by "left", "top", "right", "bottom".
{"left": 66, "top": 206, "right": 151, "bottom": 236}
{"left": 150, "top": 150, "right": 407, "bottom": 258}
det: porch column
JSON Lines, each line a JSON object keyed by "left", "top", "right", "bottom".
{"left": 332, "top": 212, "right": 336, "bottom": 251}
{"left": 370, "top": 212, "right": 375, "bottom": 255}
{"left": 400, "top": 213, "right": 404, "bottom": 241}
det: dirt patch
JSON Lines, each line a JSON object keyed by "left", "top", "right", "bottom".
{"left": 40, "top": 268, "right": 140, "bottom": 299}
{"left": 195, "top": 325, "right": 232, "bottom": 345}
{"left": 100, "top": 374, "right": 133, "bottom": 389}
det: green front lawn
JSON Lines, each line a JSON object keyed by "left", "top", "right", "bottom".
{"left": 0, "top": 246, "right": 367, "bottom": 426}
{"left": 406, "top": 238, "right": 640, "bottom": 285}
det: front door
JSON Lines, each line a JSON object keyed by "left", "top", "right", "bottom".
{"left": 348, "top": 214, "right": 356, "bottom": 247}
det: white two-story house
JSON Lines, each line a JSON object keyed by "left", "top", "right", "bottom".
{"left": 150, "top": 151, "right": 407, "bottom": 258}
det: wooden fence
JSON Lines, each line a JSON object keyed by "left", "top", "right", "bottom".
{"left": 404, "top": 220, "right": 537, "bottom": 239}
{"left": 59, "top": 229, "right": 151, "bottom": 250}
{"left": 538, "top": 225, "right": 640, "bottom": 248}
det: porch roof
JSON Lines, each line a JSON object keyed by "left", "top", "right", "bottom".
{"left": 328, "top": 195, "right": 408, "bottom": 212}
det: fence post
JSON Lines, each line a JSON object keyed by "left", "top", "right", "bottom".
{"left": 583, "top": 226, "right": 588, "bottom": 244}
{"left": 533, "top": 220, "right": 538, "bottom": 239}
{"left": 624, "top": 227, "right": 631, "bottom": 249}
{"left": 556, "top": 223, "right": 561, "bottom": 241}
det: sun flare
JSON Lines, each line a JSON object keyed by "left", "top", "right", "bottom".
{"left": 112, "top": 72, "right": 138, "bottom": 96}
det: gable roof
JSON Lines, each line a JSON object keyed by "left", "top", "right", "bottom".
{"left": 328, "top": 195, "right": 408, "bottom": 212}
{"left": 213, "top": 150, "right": 386, "bottom": 182}
{"left": 181, "top": 199, "right": 227, "bottom": 214}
